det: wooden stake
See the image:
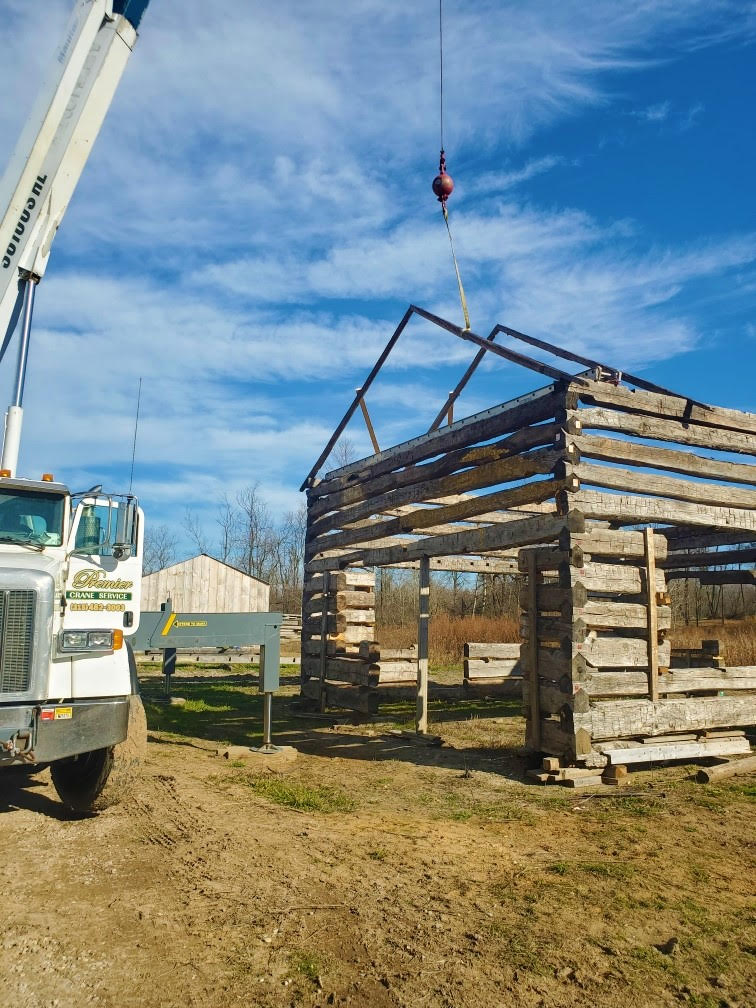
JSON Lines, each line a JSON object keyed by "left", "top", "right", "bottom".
{"left": 318, "top": 571, "right": 330, "bottom": 713}
{"left": 644, "top": 528, "right": 659, "bottom": 702}
{"left": 526, "top": 551, "right": 541, "bottom": 750}
{"left": 416, "top": 555, "right": 430, "bottom": 735}
{"left": 357, "top": 389, "right": 380, "bottom": 454}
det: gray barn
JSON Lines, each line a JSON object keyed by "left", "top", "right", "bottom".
{"left": 141, "top": 554, "right": 269, "bottom": 613}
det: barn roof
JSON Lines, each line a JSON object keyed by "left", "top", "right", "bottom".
{"left": 144, "top": 553, "right": 269, "bottom": 587}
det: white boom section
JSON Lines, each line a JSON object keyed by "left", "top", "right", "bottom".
{"left": 0, "top": 0, "right": 141, "bottom": 341}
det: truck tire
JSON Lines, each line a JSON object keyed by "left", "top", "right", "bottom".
{"left": 50, "top": 695, "right": 147, "bottom": 813}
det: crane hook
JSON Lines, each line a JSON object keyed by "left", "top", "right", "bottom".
{"left": 432, "top": 149, "right": 454, "bottom": 204}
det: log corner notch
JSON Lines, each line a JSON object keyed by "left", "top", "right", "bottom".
{"left": 299, "top": 306, "right": 756, "bottom": 757}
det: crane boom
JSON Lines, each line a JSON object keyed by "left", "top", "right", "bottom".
{"left": 0, "top": 0, "right": 149, "bottom": 474}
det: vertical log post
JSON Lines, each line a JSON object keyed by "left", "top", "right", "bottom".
{"left": 525, "top": 551, "right": 541, "bottom": 750}
{"left": 644, "top": 528, "right": 659, "bottom": 702}
{"left": 416, "top": 555, "right": 430, "bottom": 734}
{"left": 318, "top": 571, "right": 330, "bottom": 713}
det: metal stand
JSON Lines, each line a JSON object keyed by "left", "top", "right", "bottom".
{"left": 162, "top": 647, "right": 176, "bottom": 698}
{"left": 257, "top": 690, "right": 280, "bottom": 754}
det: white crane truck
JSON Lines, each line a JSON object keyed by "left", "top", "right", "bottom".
{"left": 0, "top": 0, "right": 151, "bottom": 811}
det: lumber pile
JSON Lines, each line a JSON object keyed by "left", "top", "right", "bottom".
{"left": 463, "top": 642, "right": 522, "bottom": 696}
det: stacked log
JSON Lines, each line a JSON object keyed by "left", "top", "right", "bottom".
{"left": 519, "top": 527, "right": 755, "bottom": 764}
{"left": 463, "top": 643, "right": 522, "bottom": 696}
{"left": 300, "top": 568, "right": 377, "bottom": 713}
{"left": 358, "top": 642, "right": 417, "bottom": 685}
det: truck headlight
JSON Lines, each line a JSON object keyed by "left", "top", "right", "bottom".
{"left": 60, "top": 630, "right": 114, "bottom": 651}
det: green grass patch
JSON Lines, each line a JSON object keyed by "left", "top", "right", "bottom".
{"left": 139, "top": 669, "right": 302, "bottom": 746}
{"left": 546, "top": 859, "right": 635, "bottom": 880}
{"left": 289, "top": 951, "right": 325, "bottom": 985}
{"left": 242, "top": 773, "right": 355, "bottom": 814}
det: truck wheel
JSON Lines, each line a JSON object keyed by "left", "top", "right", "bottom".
{"left": 50, "top": 695, "right": 148, "bottom": 813}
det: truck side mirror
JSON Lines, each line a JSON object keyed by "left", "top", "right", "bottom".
{"left": 113, "top": 498, "right": 137, "bottom": 558}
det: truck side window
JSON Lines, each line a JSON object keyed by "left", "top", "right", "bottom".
{"left": 75, "top": 504, "right": 114, "bottom": 556}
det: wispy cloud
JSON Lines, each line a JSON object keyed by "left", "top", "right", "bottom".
{"left": 0, "top": 0, "right": 753, "bottom": 540}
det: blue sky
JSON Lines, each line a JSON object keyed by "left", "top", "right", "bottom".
{"left": 0, "top": 0, "right": 754, "bottom": 552}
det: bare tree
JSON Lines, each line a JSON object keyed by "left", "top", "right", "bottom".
{"left": 182, "top": 508, "right": 209, "bottom": 555}
{"left": 143, "top": 524, "right": 178, "bottom": 575}
{"left": 328, "top": 436, "right": 358, "bottom": 471}
{"left": 215, "top": 493, "right": 236, "bottom": 564}
{"left": 233, "top": 483, "right": 277, "bottom": 581}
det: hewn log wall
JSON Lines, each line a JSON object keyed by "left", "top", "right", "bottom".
{"left": 301, "top": 374, "right": 756, "bottom": 755}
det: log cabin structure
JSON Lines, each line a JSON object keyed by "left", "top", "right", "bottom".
{"left": 300, "top": 306, "right": 756, "bottom": 767}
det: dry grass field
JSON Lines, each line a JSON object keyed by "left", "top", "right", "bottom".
{"left": 376, "top": 614, "right": 756, "bottom": 669}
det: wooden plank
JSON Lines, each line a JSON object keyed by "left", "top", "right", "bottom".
{"left": 359, "top": 642, "right": 416, "bottom": 661}
{"left": 573, "top": 695, "right": 756, "bottom": 741}
{"left": 565, "top": 562, "right": 667, "bottom": 595}
{"left": 523, "top": 602, "right": 672, "bottom": 633}
{"left": 572, "top": 666, "right": 756, "bottom": 697}
{"left": 576, "top": 635, "right": 670, "bottom": 668}
{"left": 305, "top": 511, "right": 581, "bottom": 572}
{"left": 464, "top": 658, "right": 522, "bottom": 679}
{"left": 644, "top": 528, "right": 659, "bottom": 702}
{"left": 416, "top": 556, "right": 430, "bottom": 735}
{"left": 575, "top": 380, "right": 756, "bottom": 436}
{"left": 314, "top": 387, "right": 563, "bottom": 491}
{"left": 573, "top": 432, "right": 756, "bottom": 487}
{"left": 575, "top": 461, "right": 756, "bottom": 511}
{"left": 602, "top": 737, "right": 751, "bottom": 765}
{"left": 335, "top": 590, "right": 376, "bottom": 609}
{"left": 464, "top": 642, "right": 521, "bottom": 659}
{"left": 571, "top": 489, "right": 756, "bottom": 534}
{"left": 526, "top": 551, "right": 541, "bottom": 750}
{"left": 574, "top": 405, "right": 756, "bottom": 457}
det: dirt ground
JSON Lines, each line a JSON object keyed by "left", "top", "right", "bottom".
{"left": 1, "top": 666, "right": 754, "bottom": 1008}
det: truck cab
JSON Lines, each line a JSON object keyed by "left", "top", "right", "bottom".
{"left": 0, "top": 474, "right": 146, "bottom": 810}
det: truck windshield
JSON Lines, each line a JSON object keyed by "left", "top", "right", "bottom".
{"left": 0, "top": 489, "right": 65, "bottom": 546}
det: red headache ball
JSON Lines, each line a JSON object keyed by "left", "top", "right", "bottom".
{"left": 432, "top": 171, "right": 454, "bottom": 201}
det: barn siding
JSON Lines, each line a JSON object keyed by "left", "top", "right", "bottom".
{"left": 141, "top": 554, "right": 270, "bottom": 612}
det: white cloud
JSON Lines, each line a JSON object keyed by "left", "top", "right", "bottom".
{"left": 0, "top": 0, "right": 754, "bottom": 550}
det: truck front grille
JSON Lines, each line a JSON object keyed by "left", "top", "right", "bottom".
{"left": 0, "top": 589, "right": 36, "bottom": 693}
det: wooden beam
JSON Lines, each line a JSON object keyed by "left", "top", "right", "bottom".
{"left": 301, "top": 306, "right": 414, "bottom": 490}
{"left": 644, "top": 528, "right": 660, "bottom": 702}
{"left": 571, "top": 489, "right": 756, "bottom": 534}
{"left": 304, "top": 510, "right": 582, "bottom": 572}
{"left": 308, "top": 476, "right": 570, "bottom": 556}
{"left": 575, "top": 380, "right": 756, "bottom": 436}
{"left": 575, "top": 461, "right": 756, "bottom": 511}
{"left": 526, "top": 551, "right": 541, "bottom": 751}
{"left": 309, "top": 445, "right": 567, "bottom": 532}
{"left": 575, "top": 406, "right": 756, "bottom": 457}
{"left": 357, "top": 391, "right": 380, "bottom": 454}
{"left": 573, "top": 433, "right": 756, "bottom": 487}
{"left": 315, "top": 386, "right": 562, "bottom": 490}
{"left": 310, "top": 422, "right": 561, "bottom": 512}
{"left": 416, "top": 556, "right": 430, "bottom": 735}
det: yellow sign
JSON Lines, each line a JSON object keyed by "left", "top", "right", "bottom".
{"left": 161, "top": 612, "right": 177, "bottom": 636}
{"left": 54, "top": 707, "right": 73, "bottom": 720}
